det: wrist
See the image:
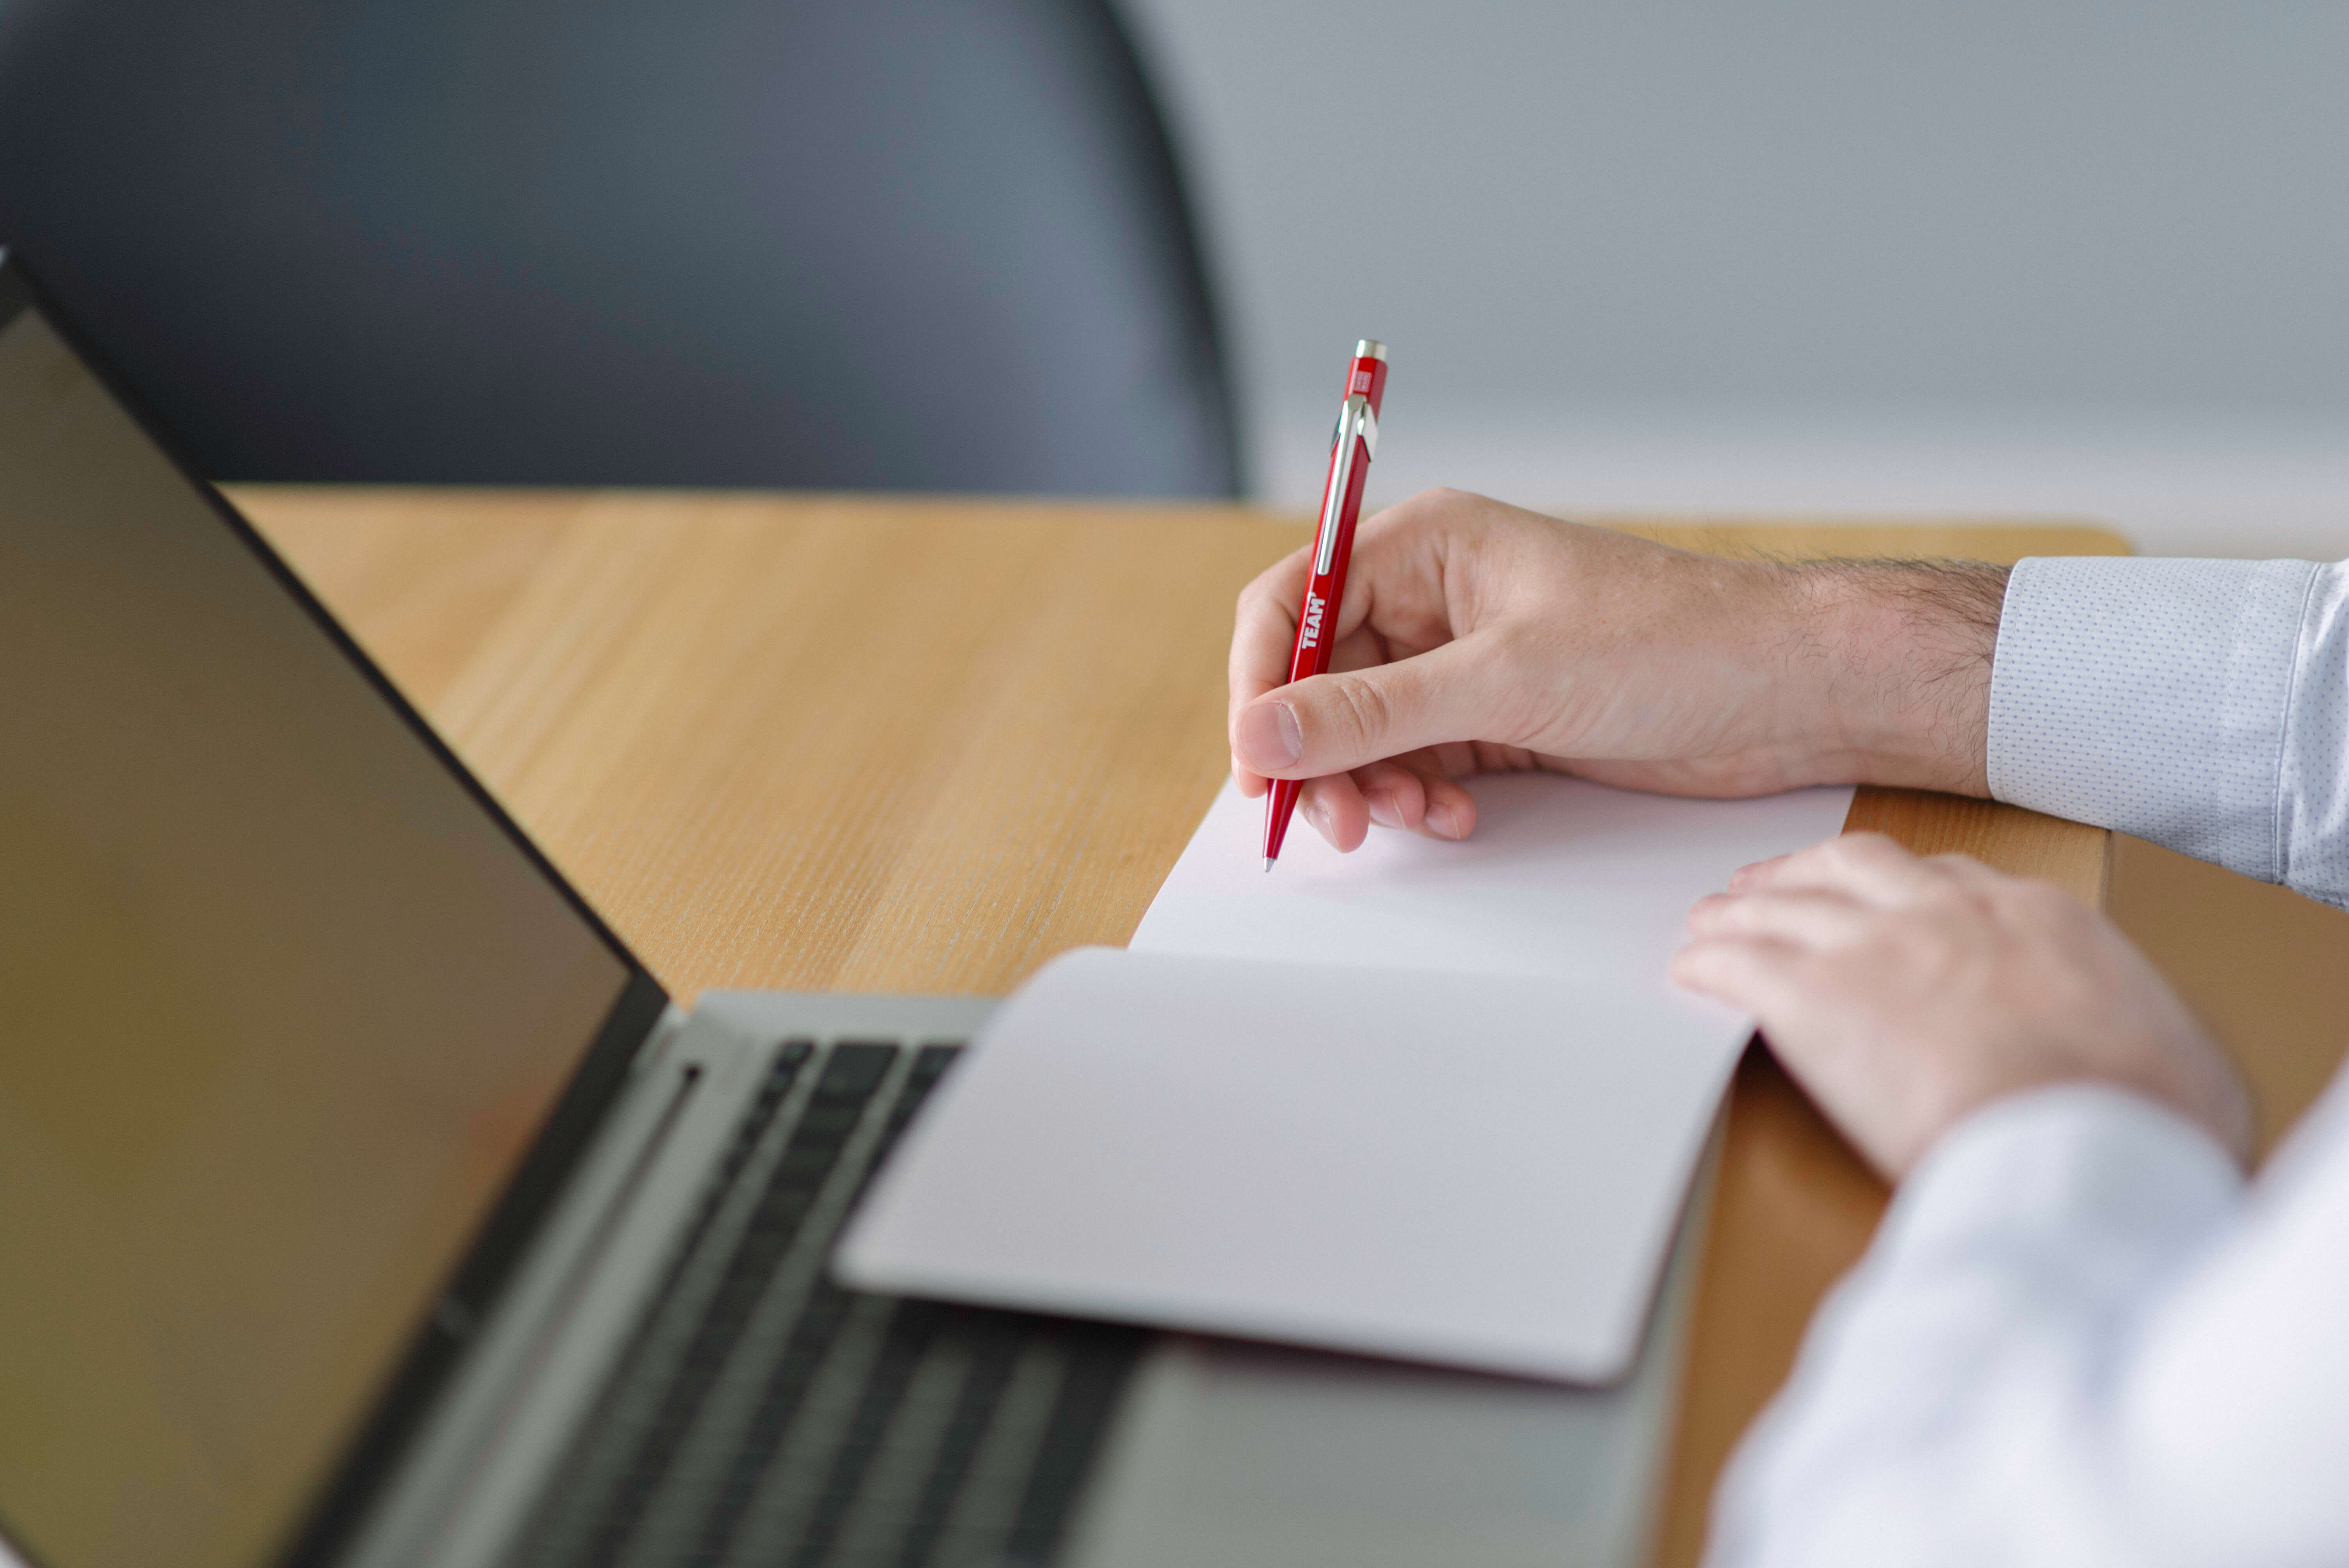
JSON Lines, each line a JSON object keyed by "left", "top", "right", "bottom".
{"left": 1788, "top": 560, "right": 2006, "bottom": 795}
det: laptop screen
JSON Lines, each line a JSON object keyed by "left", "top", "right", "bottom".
{"left": 0, "top": 286, "right": 648, "bottom": 1566}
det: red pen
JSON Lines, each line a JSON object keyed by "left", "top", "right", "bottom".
{"left": 1263, "top": 338, "right": 1387, "bottom": 868}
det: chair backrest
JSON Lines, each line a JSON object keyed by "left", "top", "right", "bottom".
{"left": 0, "top": 0, "right": 1239, "bottom": 495}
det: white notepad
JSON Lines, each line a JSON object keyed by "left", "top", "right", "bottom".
{"left": 835, "top": 772, "right": 1854, "bottom": 1381}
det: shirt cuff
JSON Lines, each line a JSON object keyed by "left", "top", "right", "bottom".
{"left": 1987, "top": 555, "right": 2315, "bottom": 882}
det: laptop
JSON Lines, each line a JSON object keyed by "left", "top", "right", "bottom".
{"left": 0, "top": 250, "right": 1713, "bottom": 1568}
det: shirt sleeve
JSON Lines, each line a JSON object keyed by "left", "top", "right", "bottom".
{"left": 1986, "top": 555, "right": 2349, "bottom": 907}
{"left": 1703, "top": 1074, "right": 2349, "bottom": 1568}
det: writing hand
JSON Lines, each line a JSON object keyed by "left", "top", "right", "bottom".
{"left": 1228, "top": 489, "right": 2004, "bottom": 853}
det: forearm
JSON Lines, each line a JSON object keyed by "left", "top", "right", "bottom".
{"left": 1781, "top": 559, "right": 2007, "bottom": 797}
{"left": 1772, "top": 551, "right": 2349, "bottom": 911}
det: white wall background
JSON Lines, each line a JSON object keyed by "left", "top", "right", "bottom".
{"left": 1121, "top": 0, "right": 2349, "bottom": 556}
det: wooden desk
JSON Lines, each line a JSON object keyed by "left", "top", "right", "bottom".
{"left": 229, "top": 487, "right": 2124, "bottom": 1567}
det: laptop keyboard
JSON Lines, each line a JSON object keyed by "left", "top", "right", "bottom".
{"left": 508, "top": 1040, "right": 1146, "bottom": 1568}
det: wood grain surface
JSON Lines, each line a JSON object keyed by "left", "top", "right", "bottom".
{"left": 226, "top": 485, "right": 2125, "bottom": 1568}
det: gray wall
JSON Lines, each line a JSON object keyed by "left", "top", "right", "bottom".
{"left": 1125, "top": 0, "right": 2349, "bottom": 555}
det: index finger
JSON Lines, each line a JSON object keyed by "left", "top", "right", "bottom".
{"left": 1230, "top": 545, "right": 1310, "bottom": 715}
{"left": 1729, "top": 832, "right": 1938, "bottom": 906}
{"left": 1228, "top": 546, "right": 1312, "bottom": 793}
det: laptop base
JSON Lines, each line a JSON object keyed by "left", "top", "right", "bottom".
{"left": 344, "top": 991, "right": 1710, "bottom": 1568}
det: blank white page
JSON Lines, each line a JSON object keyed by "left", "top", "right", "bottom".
{"left": 836, "top": 774, "right": 1853, "bottom": 1380}
{"left": 1132, "top": 772, "right": 1856, "bottom": 981}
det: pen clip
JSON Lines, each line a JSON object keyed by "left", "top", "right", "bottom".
{"left": 1324, "top": 396, "right": 1381, "bottom": 459}
{"left": 1313, "top": 394, "right": 1375, "bottom": 576}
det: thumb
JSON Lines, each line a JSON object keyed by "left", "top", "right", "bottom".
{"left": 1232, "top": 636, "right": 1510, "bottom": 778}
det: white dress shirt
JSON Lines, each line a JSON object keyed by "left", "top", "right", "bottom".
{"left": 1707, "top": 556, "right": 2349, "bottom": 1568}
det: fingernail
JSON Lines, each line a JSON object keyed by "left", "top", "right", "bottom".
{"left": 1427, "top": 802, "right": 1461, "bottom": 839}
{"left": 1304, "top": 796, "right": 1331, "bottom": 837}
{"left": 1236, "top": 700, "right": 1302, "bottom": 770}
{"left": 1366, "top": 789, "right": 1403, "bottom": 829}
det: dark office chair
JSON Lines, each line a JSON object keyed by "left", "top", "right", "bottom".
{"left": 0, "top": 0, "right": 1239, "bottom": 495}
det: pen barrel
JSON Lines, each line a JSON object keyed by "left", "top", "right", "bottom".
{"left": 1265, "top": 338, "right": 1386, "bottom": 866}
{"left": 1286, "top": 367, "right": 1378, "bottom": 686}
{"left": 1285, "top": 445, "right": 1369, "bottom": 687}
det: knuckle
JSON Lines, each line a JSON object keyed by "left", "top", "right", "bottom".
{"left": 1246, "top": 541, "right": 1314, "bottom": 588}
{"left": 1915, "top": 857, "right": 1966, "bottom": 891}
{"left": 1813, "top": 834, "right": 1892, "bottom": 880}
{"left": 1820, "top": 834, "right": 1874, "bottom": 868}
{"left": 1952, "top": 887, "right": 2000, "bottom": 924}
{"left": 1235, "top": 566, "right": 1297, "bottom": 616}
{"left": 1324, "top": 672, "right": 1395, "bottom": 746}
{"left": 1363, "top": 489, "right": 1449, "bottom": 540}
{"left": 1486, "top": 617, "right": 1547, "bottom": 670}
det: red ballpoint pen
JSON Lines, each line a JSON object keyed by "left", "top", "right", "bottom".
{"left": 1262, "top": 338, "right": 1387, "bottom": 869}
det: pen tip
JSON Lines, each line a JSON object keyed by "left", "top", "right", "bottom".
{"left": 1262, "top": 857, "right": 1276, "bottom": 873}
